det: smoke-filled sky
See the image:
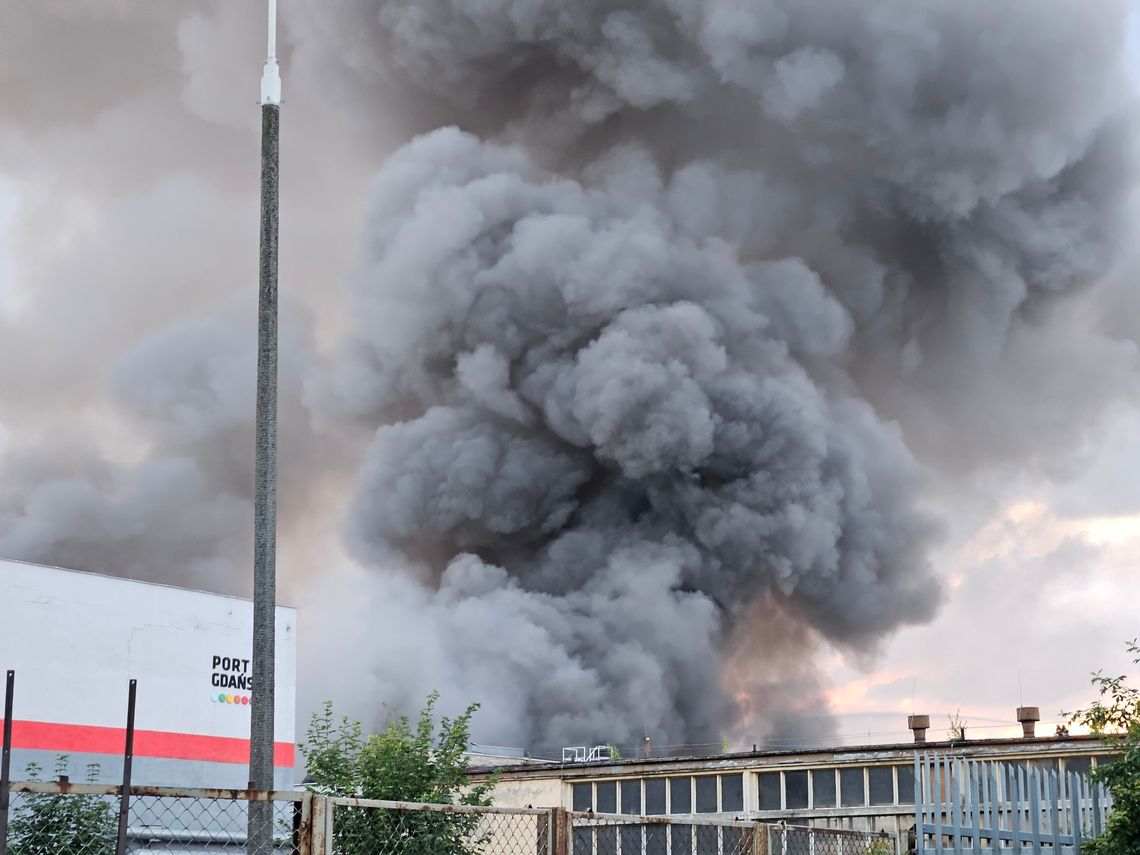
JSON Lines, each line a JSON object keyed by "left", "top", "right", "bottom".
{"left": 1, "top": 1, "right": 1139, "bottom": 754}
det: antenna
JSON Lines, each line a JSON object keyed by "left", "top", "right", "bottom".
{"left": 260, "top": 0, "right": 281, "bottom": 105}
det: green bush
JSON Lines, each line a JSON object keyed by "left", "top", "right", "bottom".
{"left": 300, "top": 692, "right": 495, "bottom": 855}
{"left": 1067, "top": 640, "right": 1140, "bottom": 855}
{"left": 7, "top": 757, "right": 115, "bottom": 855}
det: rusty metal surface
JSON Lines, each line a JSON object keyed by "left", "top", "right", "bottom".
{"left": 332, "top": 796, "right": 552, "bottom": 816}
{"left": 568, "top": 810, "right": 756, "bottom": 828}
{"left": 6, "top": 780, "right": 306, "bottom": 801}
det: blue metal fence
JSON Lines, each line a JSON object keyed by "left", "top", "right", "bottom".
{"left": 913, "top": 752, "right": 1112, "bottom": 853}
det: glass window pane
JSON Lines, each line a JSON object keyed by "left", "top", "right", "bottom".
{"left": 812, "top": 769, "right": 836, "bottom": 808}
{"left": 597, "top": 827, "right": 616, "bottom": 855}
{"left": 573, "top": 827, "right": 593, "bottom": 855}
{"left": 596, "top": 780, "right": 617, "bottom": 813}
{"left": 723, "top": 828, "right": 741, "bottom": 854}
{"left": 573, "top": 783, "right": 592, "bottom": 811}
{"left": 1093, "top": 754, "right": 1118, "bottom": 770}
{"left": 1065, "top": 756, "right": 1092, "bottom": 777}
{"left": 721, "top": 774, "right": 743, "bottom": 812}
{"left": 621, "top": 780, "right": 642, "bottom": 815}
{"left": 670, "top": 777, "right": 692, "bottom": 814}
{"left": 695, "top": 775, "right": 718, "bottom": 812}
{"left": 785, "top": 770, "right": 809, "bottom": 809}
{"left": 646, "top": 825, "right": 667, "bottom": 855}
{"left": 840, "top": 767, "right": 865, "bottom": 807}
{"left": 896, "top": 764, "right": 916, "bottom": 805}
{"left": 645, "top": 778, "right": 666, "bottom": 815}
{"left": 869, "top": 766, "right": 894, "bottom": 805}
{"left": 758, "top": 772, "right": 781, "bottom": 810}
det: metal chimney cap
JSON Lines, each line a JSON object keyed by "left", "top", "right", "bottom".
{"left": 907, "top": 714, "right": 931, "bottom": 728}
{"left": 1016, "top": 706, "right": 1040, "bottom": 722}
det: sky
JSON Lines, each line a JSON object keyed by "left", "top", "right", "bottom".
{"left": 0, "top": 1, "right": 1137, "bottom": 753}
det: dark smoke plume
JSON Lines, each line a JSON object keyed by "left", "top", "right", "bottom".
{"left": 1, "top": 1, "right": 1138, "bottom": 750}
{"left": 311, "top": 0, "right": 1138, "bottom": 747}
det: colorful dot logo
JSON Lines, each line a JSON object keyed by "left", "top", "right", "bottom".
{"left": 213, "top": 692, "right": 251, "bottom": 705}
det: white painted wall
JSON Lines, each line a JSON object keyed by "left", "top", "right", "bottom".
{"left": 0, "top": 558, "right": 296, "bottom": 748}
{"left": 488, "top": 776, "right": 567, "bottom": 809}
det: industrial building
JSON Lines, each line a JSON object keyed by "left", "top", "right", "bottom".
{"left": 0, "top": 558, "right": 297, "bottom": 789}
{"left": 470, "top": 715, "right": 1114, "bottom": 850}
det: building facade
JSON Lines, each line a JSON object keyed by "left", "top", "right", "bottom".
{"left": 471, "top": 732, "right": 1114, "bottom": 849}
{"left": 0, "top": 558, "right": 297, "bottom": 789}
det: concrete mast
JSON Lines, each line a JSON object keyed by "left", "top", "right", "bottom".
{"left": 249, "top": 0, "right": 280, "bottom": 849}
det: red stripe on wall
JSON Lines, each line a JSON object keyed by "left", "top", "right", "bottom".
{"left": 0, "top": 720, "right": 294, "bottom": 768}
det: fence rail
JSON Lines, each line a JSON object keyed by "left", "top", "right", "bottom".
{"left": 0, "top": 782, "right": 902, "bottom": 855}
{"left": 913, "top": 752, "right": 1113, "bottom": 854}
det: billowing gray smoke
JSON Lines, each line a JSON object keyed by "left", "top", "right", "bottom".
{"left": 315, "top": 0, "right": 1136, "bottom": 747}
{"left": 1, "top": 0, "right": 1138, "bottom": 750}
{"left": 328, "top": 129, "right": 937, "bottom": 746}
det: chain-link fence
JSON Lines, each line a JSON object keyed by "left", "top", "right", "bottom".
{"left": 326, "top": 798, "right": 551, "bottom": 855}
{"left": 765, "top": 824, "right": 894, "bottom": 855}
{"left": 565, "top": 813, "right": 894, "bottom": 855}
{"left": 1, "top": 783, "right": 895, "bottom": 855}
{"left": 567, "top": 812, "right": 758, "bottom": 855}
{"left": 3, "top": 781, "right": 303, "bottom": 854}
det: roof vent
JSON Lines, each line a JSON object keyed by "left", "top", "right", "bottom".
{"left": 1016, "top": 706, "right": 1040, "bottom": 739}
{"left": 908, "top": 714, "right": 931, "bottom": 743}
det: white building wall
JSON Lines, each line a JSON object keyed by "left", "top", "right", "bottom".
{"left": 0, "top": 559, "right": 297, "bottom": 788}
{"left": 487, "top": 776, "right": 567, "bottom": 810}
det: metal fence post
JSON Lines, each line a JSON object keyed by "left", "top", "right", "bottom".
{"left": 537, "top": 809, "right": 553, "bottom": 855}
{"left": 749, "top": 822, "right": 766, "bottom": 855}
{"left": 307, "top": 795, "right": 334, "bottom": 855}
{"left": 0, "top": 671, "right": 14, "bottom": 855}
{"left": 114, "top": 679, "right": 137, "bottom": 855}
{"left": 551, "top": 807, "right": 570, "bottom": 855}
{"left": 297, "top": 792, "right": 314, "bottom": 855}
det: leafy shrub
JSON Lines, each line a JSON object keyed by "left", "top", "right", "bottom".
{"left": 301, "top": 692, "right": 495, "bottom": 855}
{"left": 8, "top": 757, "right": 115, "bottom": 855}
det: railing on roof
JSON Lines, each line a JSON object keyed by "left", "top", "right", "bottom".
{"left": 562, "top": 746, "right": 614, "bottom": 763}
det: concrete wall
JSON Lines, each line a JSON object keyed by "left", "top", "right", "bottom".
{"left": 487, "top": 775, "right": 567, "bottom": 810}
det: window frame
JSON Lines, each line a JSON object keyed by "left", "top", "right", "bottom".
{"left": 783, "top": 769, "right": 810, "bottom": 810}
{"left": 719, "top": 773, "right": 744, "bottom": 813}
{"left": 756, "top": 770, "right": 782, "bottom": 811}
{"left": 694, "top": 774, "right": 719, "bottom": 813}
{"left": 811, "top": 768, "right": 838, "bottom": 809}
{"left": 838, "top": 765, "right": 867, "bottom": 808}
{"left": 867, "top": 765, "right": 896, "bottom": 807}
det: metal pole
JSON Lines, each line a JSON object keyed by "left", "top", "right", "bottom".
{"left": 0, "top": 671, "right": 14, "bottom": 855}
{"left": 249, "top": 1, "right": 281, "bottom": 851}
{"left": 250, "top": 94, "right": 280, "bottom": 790}
{"left": 115, "top": 679, "right": 137, "bottom": 855}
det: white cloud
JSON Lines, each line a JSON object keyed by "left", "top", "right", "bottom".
{"left": 826, "top": 494, "right": 1140, "bottom": 743}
